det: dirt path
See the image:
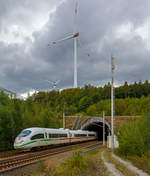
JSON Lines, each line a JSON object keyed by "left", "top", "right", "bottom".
{"left": 101, "top": 151, "right": 124, "bottom": 176}
{"left": 112, "top": 153, "right": 149, "bottom": 176}
{"left": 101, "top": 150, "right": 149, "bottom": 176}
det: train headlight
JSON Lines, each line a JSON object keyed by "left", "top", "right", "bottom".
{"left": 16, "top": 140, "right": 24, "bottom": 144}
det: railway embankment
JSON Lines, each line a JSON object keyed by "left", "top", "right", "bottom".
{"left": 0, "top": 141, "right": 101, "bottom": 176}
{"left": 102, "top": 149, "right": 149, "bottom": 176}
{"left": 24, "top": 148, "right": 109, "bottom": 176}
{"left": 17, "top": 147, "right": 150, "bottom": 176}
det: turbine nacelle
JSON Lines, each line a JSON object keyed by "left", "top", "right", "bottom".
{"left": 73, "top": 32, "right": 79, "bottom": 38}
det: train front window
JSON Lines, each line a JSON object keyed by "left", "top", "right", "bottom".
{"left": 19, "top": 130, "right": 32, "bottom": 137}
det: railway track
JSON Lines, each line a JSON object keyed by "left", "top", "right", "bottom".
{"left": 0, "top": 141, "right": 101, "bottom": 174}
{"left": 0, "top": 140, "right": 100, "bottom": 160}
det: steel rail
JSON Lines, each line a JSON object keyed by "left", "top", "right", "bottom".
{"left": 0, "top": 141, "right": 101, "bottom": 174}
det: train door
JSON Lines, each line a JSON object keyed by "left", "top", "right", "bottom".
{"left": 39, "top": 129, "right": 47, "bottom": 146}
{"left": 44, "top": 132, "right": 48, "bottom": 145}
{"left": 68, "top": 132, "right": 72, "bottom": 143}
{"left": 40, "top": 130, "right": 46, "bottom": 147}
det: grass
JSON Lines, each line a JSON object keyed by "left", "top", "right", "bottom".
{"left": 126, "top": 155, "right": 150, "bottom": 175}
{"left": 104, "top": 149, "right": 138, "bottom": 176}
{"left": 115, "top": 149, "right": 150, "bottom": 175}
{"left": 27, "top": 149, "right": 109, "bottom": 176}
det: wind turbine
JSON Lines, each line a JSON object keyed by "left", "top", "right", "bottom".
{"left": 48, "top": 1, "right": 79, "bottom": 88}
{"left": 44, "top": 79, "right": 60, "bottom": 90}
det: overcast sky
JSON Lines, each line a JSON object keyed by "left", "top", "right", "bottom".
{"left": 0, "top": 0, "right": 150, "bottom": 93}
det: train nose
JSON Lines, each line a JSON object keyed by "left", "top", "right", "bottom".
{"left": 14, "top": 137, "right": 25, "bottom": 149}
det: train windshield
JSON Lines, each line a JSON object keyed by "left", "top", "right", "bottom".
{"left": 19, "top": 130, "right": 32, "bottom": 137}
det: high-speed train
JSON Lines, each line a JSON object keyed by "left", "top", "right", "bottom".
{"left": 14, "top": 127, "right": 97, "bottom": 150}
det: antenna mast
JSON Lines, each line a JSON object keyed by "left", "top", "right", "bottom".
{"left": 74, "top": 1, "right": 78, "bottom": 88}
{"left": 111, "top": 56, "right": 115, "bottom": 151}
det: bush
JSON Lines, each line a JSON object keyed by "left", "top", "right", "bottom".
{"left": 118, "top": 113, "right": 150, "bottom": 157}
{"left": 117, "top": 120, "right": 144, "bottom": 156}
{"left": 55, "top": 151, "right": 88, "bottom": 176}
{"left": 139, "top": 113, "right": 150, "bottom": 151}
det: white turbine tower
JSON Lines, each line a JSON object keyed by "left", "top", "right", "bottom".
{"left": 48, "top": 1, "right": 79, "bottom": 88}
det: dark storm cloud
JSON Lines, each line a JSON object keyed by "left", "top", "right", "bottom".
{"left": 0, "top": 0, "right": 150, "bottom": 93}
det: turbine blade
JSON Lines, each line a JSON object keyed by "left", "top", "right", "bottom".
{"left": 44, "top": 79, "right": 53, "bottom": 84}
{"left": 0, "top": 87, "right": 16, "bottom": 94}
{"left": 74, "top": 1, "right": 78, "bottom": 33}
{"left": 48, "top": 33, "right": 79, "bottom": 46}
{"left": 56, "top": 80, "right": 60, "bottom": 84}
{"left": 75, "top": 1, "right": 78, "bottom": 14}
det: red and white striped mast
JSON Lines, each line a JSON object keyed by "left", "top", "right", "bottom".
{"left": 48, "top": 1, "right": 79, "bottom": 88}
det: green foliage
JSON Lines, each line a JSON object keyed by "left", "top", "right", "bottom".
{"left": 0, "top": 91, "right": 61, "bottom": 151}
{"left": 78, "top": 96, "right": 93, "bottom": 112}
{"left": 126, "top": 155, "right": 150, "bottom": 175}
{"left": 1, "top": 80, "right": 150, "bottom": 152}
{"left": 30, "top": 81, "right": 150, "bottom": 116}
{"left": 87, "top": 104, "right": 97, "bottom": 116}
{"left": 118, "top": 113, "right": 150, "bottom": 157}
{"left": 118, "top": 120, "right": 144, "bottom": 156}
{"left": 0, "top": 108, "right": 15, "bottom": 150}
{"left": 139, "top": 113, "right": 150, "bottom": 150}
{"left": 0, "top": 91, "right": 10, "bottom": 106}
{"left": 55, "top": 151, "right": 88, "bottom": 176}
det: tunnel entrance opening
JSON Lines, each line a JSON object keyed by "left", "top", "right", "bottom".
{"left": 82, "top": 122, "right": 110, "bottom": 141}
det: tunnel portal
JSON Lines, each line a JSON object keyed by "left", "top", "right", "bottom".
{"left": 80, "top": 117, "right": 111, "bottom": 141}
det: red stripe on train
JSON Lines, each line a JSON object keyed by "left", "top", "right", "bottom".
{"left": 59, "top": 136, "right": 97, "bottom": 140}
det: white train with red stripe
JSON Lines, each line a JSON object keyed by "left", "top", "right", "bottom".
{"left": 14, "top": 127, "right": 97, "bottom": 150}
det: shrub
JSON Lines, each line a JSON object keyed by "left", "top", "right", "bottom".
{"left": 139, "top": 113, "right": 150, "bottom": 151}
{"left": 117, "top": 120, "right": 144, "bottom": 156}
{"left": 55, "top": 151, "right": 88, "bottom": 176}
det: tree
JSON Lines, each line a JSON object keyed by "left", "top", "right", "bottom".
{"left": 139, "top": 113, "right": 150, "bottom": 151}
{"left": 87, "top": 105, "right": 97, "bottom": 116}
{"left": 118, "top": 119, "right": 144, "bottom": 156}
{"left": 78, "top": 96, "right": 92, "bottom": 112}
{"left": 0, "top": 108, "right": 15, "bottom": 151}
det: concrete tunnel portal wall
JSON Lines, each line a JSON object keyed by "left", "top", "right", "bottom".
{"left": 79, "top": 117, "right": 111, "bottom": 141}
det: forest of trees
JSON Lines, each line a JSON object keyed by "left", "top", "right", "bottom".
{"left": 0, "top": 92, "right": 61, "bottom": 151}
{"left": 0, "top": 80, "right": 150, "bottom": 151}
{"left": 32, "top": 80, "right": 150, "bottom": 116}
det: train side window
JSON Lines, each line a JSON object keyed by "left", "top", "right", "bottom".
{"left": 51, "top": 134, "right": 55, "bottom": 138}
{"left": 75, "top": 134, "right": 87, "bottom": 137}
{"left": 49, "top": 134, "right": 58, "bottom": 138}
{"left": 31, "top": 133, "right": 44, "bottom": 140}
{"left": 88, "top": 134, "right": 95, "bottom": 136}
{"left": 60, "top": 134, "right": 67, "bottom": 137}
{"left": 56, "top": 134, "right": 59, "bottom": 138}
{"left": 45, "top": 133, "right": 47, "bottom": 138}
{"left": 49, "top": 133, "right": 67, "bottom": 138}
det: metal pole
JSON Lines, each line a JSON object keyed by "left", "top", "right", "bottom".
{"left": 111, "top": 56, "right": 115, "bottom": 151}
{"left": 63, "top": 112, "right": 65, "bottom": 129}
{"left": 74, "top": 1, "right": 78, "bottom": 88}
{"left": 103, "top": 111, "right": 105, "bottom": 145}
{"left": 74, "top": 37, "right": 78, "bottom": 88}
